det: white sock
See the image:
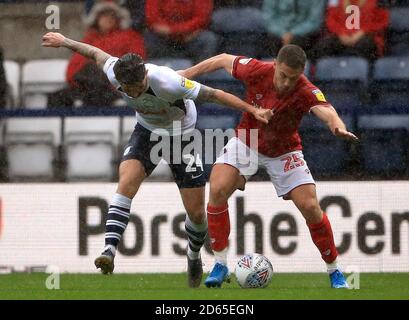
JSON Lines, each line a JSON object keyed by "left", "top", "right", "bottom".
{"left": 326, "top": 259, "right": 339, "bottom": 274}
{"left": 103, "top": 244, "right": 117, "bottom": 256}
{"left": 187, "top": 246, "right": 201, "bottom": 260}
{"left": 213, "top": 247, "right": 228, "bottom": 266}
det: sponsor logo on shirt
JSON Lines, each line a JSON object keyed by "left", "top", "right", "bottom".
{"left": 256, "top": 94, "right": 263, "bottom": 100}
{"left": 239, "top": 58, "right": 252, "bottom": 65}
{"left": 312, "top": 89, "right": 327, "bottom": 102}
{"left": 181, "top": 77, "right": 195, "bottom": 89}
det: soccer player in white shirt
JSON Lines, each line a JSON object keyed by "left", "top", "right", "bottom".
{"left": 42, "top": 32, "right": 272, "bottom": 287}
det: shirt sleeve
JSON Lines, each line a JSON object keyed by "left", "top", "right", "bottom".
{"left": 303, "top": 86, "right": 332, "bottom": 113}
{"left": 153, "top": 66, "right": 201, "bottom": 101}
{"left": 232, "top": 56, "right": 265, "bottom": 83}
{"left": 103, "top": 57, "right": 120, "bottom": 89}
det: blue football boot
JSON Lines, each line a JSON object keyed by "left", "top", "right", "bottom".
{"left": 204, "top": 262, "right": 231, "bottom": 288}
{"left": 330, "top": 269, "right": 349, "bottom": 288}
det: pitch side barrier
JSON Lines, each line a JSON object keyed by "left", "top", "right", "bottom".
{"left": 0, "top": 182, "right": 408, "bottom": 273}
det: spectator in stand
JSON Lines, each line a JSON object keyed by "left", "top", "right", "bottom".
{"left": 48, "top": 1, "right": 146, "bottom": 108}
{"left": 86, "top": 0, "right": 146, "bottom": 32}
{"left": 123, "top": 0, "right": 146, "bottom": 32}
{"left": 311, "top": 0, "right": 389, "bottom": 61}
{"left": 0, "top": 47, "right": 6, "bottom": 108}
{"left": 262, "top": 0, "right": 326, "bottom": 57}
{"left": 144, "top": 0, "right": 217, "bottom": 63}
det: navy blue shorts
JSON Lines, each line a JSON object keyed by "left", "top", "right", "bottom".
{"left": 122, "top": 124, "right": 206, "bottom": 189}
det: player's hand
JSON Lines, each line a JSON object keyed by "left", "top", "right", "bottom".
{"left": 42, "top": 32, "right": 66, "bottom": 48}
{"left": 334, "top": 127, "right": 359, "bottom": 141}
{"left": 252, "top": 108, "right": 274, "bottom": 124}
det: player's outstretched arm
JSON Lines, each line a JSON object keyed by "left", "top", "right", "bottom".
{"left": 179, "top": 53, "right": 236, "bottom": 79}
{"left": 42, "top": 32, "right": 111, "bottom": 69}
{"left": 196, "top": 85, "right": 273, "bottom": 124}
{"left": 312, "top": 105, "right": 359, "bottom": 141}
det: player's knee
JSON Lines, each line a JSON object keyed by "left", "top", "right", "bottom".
{"left": 210, "top": 183, "right": 230, "bottom": 205}
{"left": 117, "top": 182, "right": 137, "bottom": 199}
{"left": 299, "top": 198, "right": 321, "bottom": 216}
{"left": 117, "top": 174, "right": 141, "bottom": 199}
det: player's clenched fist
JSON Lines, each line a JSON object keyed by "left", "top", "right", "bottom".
{"left": 42, "top": 32, "right": 66, "bottom": 48}
{"left": 253, "top": 108, "right": 274, "bottom": 124}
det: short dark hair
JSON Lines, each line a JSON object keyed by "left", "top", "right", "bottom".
{"left": 276, "top": 45, "right": 306, "bottom": 70}
{"left": 113, "top": 53, "right": 146, "bottom": 84}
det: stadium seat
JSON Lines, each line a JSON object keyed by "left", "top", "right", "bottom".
{"left": 148, "top": 58, "right": 193, "bottom": 71}
{"left": 299, "top": 114, "right": 354, "bottom": 178}
{"left": 388, "top": 7, "right": 409, "bottom": 55}
{"left": 121, "top": 115, "right": 136, "bottom": 148}
{"left": 4, "top": 60, "right": 20, "bottom": 108}
{"left": 196, "top": 114, "right": 240, "bottom": 131}
{"left": 357, "top": 115, "right": 409, "bottom": 177}
{"left": 314, "top": 57, "right": 369, "bottom": 109}
{"left": 64, "top": 117, "right": 120, "bottom": 181}
{"left": 21, "top": 59, "right": 68, "bottom": 109}
{"left": 196, "top": 69, "right": 245, "bottom": 99}
{"left": 211, "top": 7, "right": 266, "bottom": 57}
{"left": 4, "top": 117, "right": 61, "bottom": 181}
{"left": 371, "top": 57, "right": 409, "bottom": 107}
{"left": 197, "top": 101, "right": 234, "bottom": 116}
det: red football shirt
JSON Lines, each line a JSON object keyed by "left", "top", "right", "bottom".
{"left": 232, "top": 56, "right": 331, "bottom": 158}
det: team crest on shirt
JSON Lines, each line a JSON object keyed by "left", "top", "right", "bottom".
{"left": 181, "top": 77, "right": 195, "bottom": 89}
{"left": 239, "top": 58, "right": 252, "bottom": 65}
{"left": 312, "top": 89, "right": 327, "bottom": 102}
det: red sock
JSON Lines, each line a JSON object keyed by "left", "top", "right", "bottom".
{"left": 207, "top": 203, "right": 230, "bottom": 252}
{"left": 307, "top": 213, "right": 338, "bottom": 264}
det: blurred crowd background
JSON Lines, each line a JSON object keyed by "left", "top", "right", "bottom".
{"left": 0, "top": 0, "right": 408, "bottom": 183}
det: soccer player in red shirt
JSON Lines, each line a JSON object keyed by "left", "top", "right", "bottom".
{"left": 180, "top": 45, "right": 358, "bottom": 288}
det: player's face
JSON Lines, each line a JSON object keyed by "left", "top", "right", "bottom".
{"left": 273, "top": 62, "right": 303, "bottom": 95}
{"left": 121, "top": 76, "right": 148, "bottom": 98}
{"left": 98, "top": 12, "right": 118, "bottom": 34}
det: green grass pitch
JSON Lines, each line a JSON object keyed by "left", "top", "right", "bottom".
{"left": 0, "top": 273, "right": 408, "bottom": 300}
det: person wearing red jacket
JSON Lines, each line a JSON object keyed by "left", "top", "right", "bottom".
{"left": 144, "top": 0, "right": 218, "bottom": 63}
{"left": 48, "top": 2, "right": 146, "bottom": 108}
{"left": 311, "top": 0, "right": 389, "bottom": 61}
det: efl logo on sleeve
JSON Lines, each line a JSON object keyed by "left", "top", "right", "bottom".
{"left": 312, "top": 89, "right": 327, "bottom": 102}
{"left": 181, "top": 78, "right": 195, "bottom": 89}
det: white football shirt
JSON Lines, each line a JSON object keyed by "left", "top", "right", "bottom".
{"left": 103, "top": 57, "right": 201, "bottom": 135}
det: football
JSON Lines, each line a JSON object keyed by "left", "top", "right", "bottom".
{"left": 235, "top": 253, "right": 274, "bottom": 288}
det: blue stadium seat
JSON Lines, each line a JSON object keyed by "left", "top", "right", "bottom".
{"left": 314, "top": 57, "right": 369, "bottom": 109}
{"left": 196, "top": 107, "right": 241, "bottom": 130}
{"left": 196, "top": 69, "right": 245, "bottom": 99}
{"left": 371, "top": 57, "right": 409, "bottom": 107}
{"left": 299, "top": 114, "right": 354, "bottom": 177}
{"left": 196, "top": 103, "right": 242, "bottom": 120}
{"left": 388, "top": 7, "right": 409, "bottom": 54}
{"left": 211, "top": 7, "right": 266, "bottom": 57}
{"left": 148, "top": 58, "right": 193, "bottom": 71}
{"left": 357, "top": 115, "right": 409, "bottom": 177}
